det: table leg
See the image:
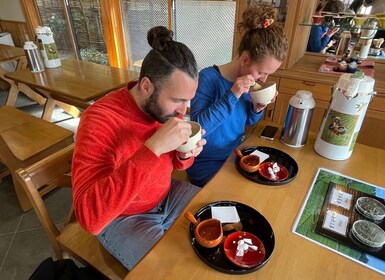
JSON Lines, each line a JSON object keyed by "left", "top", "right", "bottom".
{"left": 41, "top": 97, "right": 56, "bottom": 121}
{"left": 54, "top": 101, "right": 82, "bottom": 118}
{"left": 1, "top": 57, "right": 46, "bottom": 106}
{"left": 13, "top": 84, "right": 81, "bottom": 121}
{"left": 17, "top": 83, "right": 46, "bottom": 105}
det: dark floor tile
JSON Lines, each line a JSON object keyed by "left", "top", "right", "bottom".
{"left": 0, "top": 228, "right": 55, "bottom": 280}
{"left": 18, "top": 188, "right": 73, "bottom": 232}
{"left": 0, "top": 233, "right": 14, "bottom": 270}
{"left": 0, "top": 177, "right": 23, "bottom": 235}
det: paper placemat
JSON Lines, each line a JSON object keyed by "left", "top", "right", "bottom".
{"left": 292, "top": 167, "right": 385, "bottom": 276}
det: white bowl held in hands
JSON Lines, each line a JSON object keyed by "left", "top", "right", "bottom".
{"left": 176, "top": 121, "right": 201, "bottom": 153}
{"left": 249, "top": 82, "right": 276, "bottom": 105}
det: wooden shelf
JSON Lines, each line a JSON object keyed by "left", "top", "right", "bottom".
{"left": 300, "top": 23, "right": 385, "bottom": 32}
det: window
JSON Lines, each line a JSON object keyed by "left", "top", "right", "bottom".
{"left": 34, "top": 0, "right": 109, "bottom": 64}
{"left": 22, "top": 0, "right": 237, "bottom": 70}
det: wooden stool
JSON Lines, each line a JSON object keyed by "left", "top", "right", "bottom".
{"left": 0, "top": 106, "right": 74, "bottom": 212}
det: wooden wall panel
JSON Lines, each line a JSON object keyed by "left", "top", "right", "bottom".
{"left": 0, "top": 20, "right": 30, "bottom": 47}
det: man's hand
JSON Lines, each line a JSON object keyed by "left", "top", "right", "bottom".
{"left": 145, "top": 117, "right": 192, "bottom": 156}
{"left": 177, "top": 129, "right": 207, "bottom": 159}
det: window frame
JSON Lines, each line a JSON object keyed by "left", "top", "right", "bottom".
{"left": 21, "top": 0, "right": 129, "bottom": 69}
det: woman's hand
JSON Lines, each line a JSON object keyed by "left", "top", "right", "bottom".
{"left": 326, "top": 27, "right": 339, "bottom": 37}
{"left": 231, "top": 75, "right": 255, "bottom": 98}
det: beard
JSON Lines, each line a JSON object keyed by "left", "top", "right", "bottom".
{"left": 143, "top": 90, "right": 178, "bottom": 123}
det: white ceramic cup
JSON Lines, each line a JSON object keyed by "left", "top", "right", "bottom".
{"left": 249, "top": 82, "right": 276, "bottom": 105}
{"left": 176, "top": 121, "right": 202, "bottom": 153}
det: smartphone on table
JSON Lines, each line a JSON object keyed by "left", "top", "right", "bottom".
{"left": 260, "top": 125, "right": 278, "bottom": 140}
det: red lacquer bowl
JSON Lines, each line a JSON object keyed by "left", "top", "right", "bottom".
{"left": 258, "top": 162, "right": 288, "bottom": 182}
{"left": 224, "top": 231, "right": 266, "bottom": 268}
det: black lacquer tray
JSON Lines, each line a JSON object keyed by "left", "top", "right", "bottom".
{"left": 188, "top": 201, "right": 275, "bottom": 274}
{"left": 235, "top": 146, "right": 298, "bottom": 186}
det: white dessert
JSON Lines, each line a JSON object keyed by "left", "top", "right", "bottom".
{"left": 272, "top": 162, "right": 280, "bottom": 173}
{"left": 235, "top": 238, "right": 258, "bottom": 256}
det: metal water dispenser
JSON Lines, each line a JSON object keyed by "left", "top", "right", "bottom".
{"left": 281, "top": 90, "right": 315, "bottom": 147}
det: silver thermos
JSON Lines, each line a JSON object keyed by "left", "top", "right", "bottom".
{"left": 23, "top": 41, "right": 45, "bottom": 73}
{"left": 281, "top": 90, "right": 315, "bottom": 147}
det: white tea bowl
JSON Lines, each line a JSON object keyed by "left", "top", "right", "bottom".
{"left": 249, "top": 82, "right": 276, "bottom": 105}
{"left": 176, "top": 121, "right": 202, "bottom": 153}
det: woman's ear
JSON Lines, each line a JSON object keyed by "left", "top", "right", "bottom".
{"left": 240, "top": 52, "right": 252, "bottom": 67}
{"left": 139, "top": 77, "right": 154, "bottom": 97}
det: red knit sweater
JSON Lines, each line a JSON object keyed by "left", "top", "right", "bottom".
{"left": 72, "top": 82, "right": 194, "bottom": 235}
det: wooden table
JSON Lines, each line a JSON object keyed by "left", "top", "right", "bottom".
{"left": 0, "top": 44, "right": 39, "bottom": 105}
{"left": 125, "top": 122, "right": 385, "bottom": 280}
{"left": 4, "top": 59, "right": 139, "bottom": 120}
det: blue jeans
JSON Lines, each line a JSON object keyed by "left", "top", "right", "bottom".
{"left": 97, "top": 179, "right": 200, "bottom": 270}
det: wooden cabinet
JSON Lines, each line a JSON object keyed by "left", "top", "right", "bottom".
{"left": 357, "top": 93, "right": 385, "bottom": 149}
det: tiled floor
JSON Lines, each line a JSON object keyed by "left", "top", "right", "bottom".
{"left": 0, "top": 90, "right": 79, "bottom": 280}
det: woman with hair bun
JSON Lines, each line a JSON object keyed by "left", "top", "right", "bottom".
{"left": 72, "top": 26, "right": 206, "bottom": 270}
{"left": 187, "top": 3, "right": 288, "bottom": 187}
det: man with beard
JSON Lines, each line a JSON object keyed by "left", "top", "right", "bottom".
{"left": 72, "top": 26, "right": 206, "bottom": 270}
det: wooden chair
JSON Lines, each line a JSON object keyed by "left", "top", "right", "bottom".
{"left": 0, "top": 105, "right": 74, "bottom": 212}
{"left": 15, "top": 143, "right": 128, "bottom": 280}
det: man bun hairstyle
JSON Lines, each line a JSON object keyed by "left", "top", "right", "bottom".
{"left": 139, "top": 26, "right": 198, "bottom": 92}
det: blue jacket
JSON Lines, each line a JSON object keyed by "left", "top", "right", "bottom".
{"left": 307, "top": 25, "right": 331, "bottom": 52}
{"left": 187, "top": 66, "right": 263, "bottom": 187}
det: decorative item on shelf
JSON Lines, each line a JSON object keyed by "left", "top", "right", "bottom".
{"left": 323, "top": 14, "right": 335, "bottom": 27}
{"left": 376, "top": 17, "right": 385, "bottom": 29}
{"left": 335, "top": 60, "right": 348, "bottom": 71}
{"left": 353, "top": 16, "right": 368, "bottom": 28}
{"left": 314, "top": 72, "right": 376, "bottom": 160}
{"left": 336, "top": 30, "right": 352, "bottom": 56}
{"left": 347, "top": 61, "right": 358, "bottom": 73}
{"left": 360, "top": 18, "right": 378, "bottom": 38}
{"left": 339, "top": 13, "right": 354, "bottom": 29}
{"left": 333, "top": 16, "right": 344, "bottom": 27}
{"left": 369, "top": 38, "right": 384, "bottom": 56}
{"left": 312, "top": 15, "right": 324, "bottom": 25}
{"left": 352, "top": 37, "right": 373, "bottom": 59}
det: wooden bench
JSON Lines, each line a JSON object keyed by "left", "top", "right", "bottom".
{"left": 0, "top": 106, "right": 74, "bottom": 212}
